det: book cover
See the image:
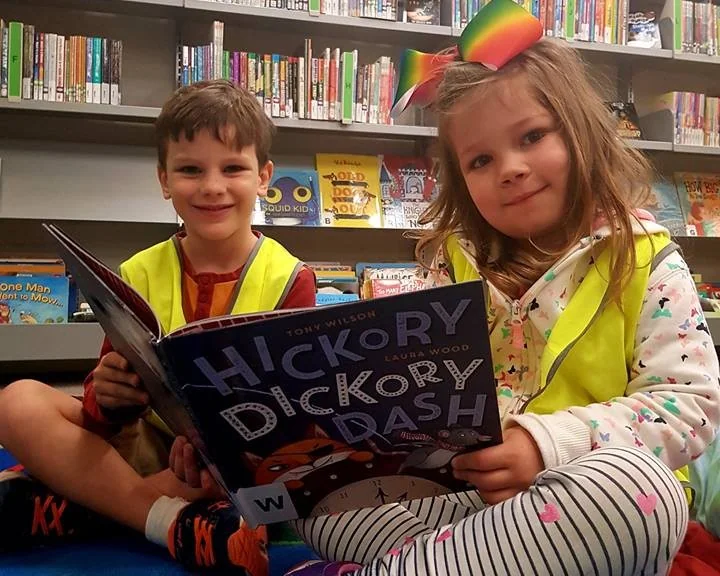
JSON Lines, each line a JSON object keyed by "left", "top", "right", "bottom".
{"left": 379, "top": 155, "right": 439, "bottom": 229}
{"left": 674, "top": 172, "right": 720, "bottom": 237}
{"left": 645, "top": 179, "right": 687, "bottom": 237}
{"left": 0, "top": 275, "right": 69, "bottom": 324}
{"left": 316, "top": 154, "right": 383, "bottom": 228}
{"left": 608, "top": 101, "right": 643, "bottom": 140}
{"left": 43, "top": 223, "right": 501, "bottom": 528}
{"left": 259, "top": 168, "right": 321, "bottom": 226}
{"left": 159, "top": 278, "right": 499, "bottom": 525}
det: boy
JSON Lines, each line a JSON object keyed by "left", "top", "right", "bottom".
{"left": 0, "top": 80, "right": 316, "bottom": 574}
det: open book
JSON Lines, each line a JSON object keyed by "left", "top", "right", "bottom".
{"left": 44, "top": 223, "right": 502, "bottom": 527}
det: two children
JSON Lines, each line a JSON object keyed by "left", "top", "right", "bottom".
{"left": 2, "top": 1, "right": 719, "bottom": 574}
{"left": 0, "top": 80, "right": 315, "bottom": 574}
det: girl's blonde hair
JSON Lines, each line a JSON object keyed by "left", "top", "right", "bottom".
{"left": 415, "top": 38, "right": 653, "bottom": 301}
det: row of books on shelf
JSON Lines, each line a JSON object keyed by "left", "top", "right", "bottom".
{"left": 313, "top": 261, "right": 428, "bottom": 305}
{"left": 250, "top": 153, "right": 438, "bottom": 229}
{"left": 635, "top": 91, "right": 720, "bottom": 148}
{"left": 0, "top": 257, "right": 429, "bottom": 325}
{"left": 0, "top": 19, "right": 124, "bottom": 105}
{"left": 198, "top": 0, "right": 432, "bottom": 23}
{"left": 677, "top": 0, "right": 720, "bottom": 55}
{"left": 178, "top": 22, "right": 396, "bottom": 124}
{"left": 670, "top": 92, "right": 720, "bottom": 147}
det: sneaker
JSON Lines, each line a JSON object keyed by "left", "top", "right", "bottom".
{"left": 168, "top": 499, "right": 268, "bottom": 575}
{"left": 0, "top": 470, "right": 103, "bottom": 551}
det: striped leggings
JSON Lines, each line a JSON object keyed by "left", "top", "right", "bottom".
{"left": 293, "top": 447, "right": 689, "bottom": 576}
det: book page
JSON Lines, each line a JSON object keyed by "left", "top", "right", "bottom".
{"left": 42, "top": 224, "right": 160, "bottom": 336}
{"left": 43, "top": 224, "right": 197, "bottom": 440}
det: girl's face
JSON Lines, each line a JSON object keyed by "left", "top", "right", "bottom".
{"left": 448, "top": 75, "right": 571, "bottom": 243}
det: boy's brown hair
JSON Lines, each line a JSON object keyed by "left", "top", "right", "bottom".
{"left": 155, "top": 79, "right": 276, "bottom": 169}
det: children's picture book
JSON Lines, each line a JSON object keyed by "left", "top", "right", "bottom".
{"left": 608, "top": 101, "right": 643, "bottom": 139}
{"left": 674, "top": 172, "right": 720, "bottom": 237}
{"left": 258, "top": 168, "right": 321, "bottom": 227}
{"left": 43, "top": 223, "right": 501, "bottom": 527}
{"left": 379, "top": 155, "right": 439, "bottom": 229}
{"left": 0, "top": 275, "right": 69, "bottom": 324}
{"left": 316, "top": 154, "right": 383, "bottom": 228}
{"left": 645, "top": 179, "right": 687, "bottom": 237}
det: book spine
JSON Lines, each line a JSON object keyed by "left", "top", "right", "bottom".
{"left": 21, "top": 24, "right": 33, "bottom": 100}
{"left": 7, "top": 21, "right": 22, "bottom": 102}
{"left": 56, "top": 34, "right": 65, "bottom": 102}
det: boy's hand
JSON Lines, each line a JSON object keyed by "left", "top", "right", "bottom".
{"left": 451, "top": 427, "right": 544, "bottom": 505}
{"left": 93, "top": 351, "right": 148, "bottom": 409}
{"left": 169, "top": 436, "right": 224, "bottom": 500}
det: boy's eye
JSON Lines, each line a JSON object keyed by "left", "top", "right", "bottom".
{"left": 470, "top": 155, "right": 491, "bottom": 170}
{"left": 177, "top": 165, "right": 200, "bottom": 174}
{"left": 224, "top": 165, "right": 246, "bottom": 173}
{"left": 522, "top": 130, "right": 546, "bottom": 145}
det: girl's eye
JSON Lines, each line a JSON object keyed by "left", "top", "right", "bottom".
{"left": 470, "top": 155, "right": 491, "bottom": 170}
{"left": 523, "top": 130, "right": 546, "bottom": 145}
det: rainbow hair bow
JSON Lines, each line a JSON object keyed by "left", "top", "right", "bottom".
{"left": 391, "top": 0, "right": 543, "bottom": 117}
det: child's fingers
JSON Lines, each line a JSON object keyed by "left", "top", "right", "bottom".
{"left": 183, "top": 442, "right": 202, "bottom": 488}
{"left": 95, "top": 365, "right": 141, "bottom": 388}
{"left": 100, "top": 351, "right": 130, "bottom": 371}
{"left": 95, "top": 379, "right": 148, "bottom": 405}
{"left": 454, "top": 467, "right": 514, "bottom": 493}
{"left": 200, "top": 469, "right": 225, "bottom": 500}
{"left": 172, "top": 439, "right": 187, "bottom": 482}
{"left": 480, "top": 488, "right": 521, "bottom": 506}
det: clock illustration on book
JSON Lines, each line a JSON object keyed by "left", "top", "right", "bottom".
{"left": 310, "top": 475, "right": 452, "bottom": 517}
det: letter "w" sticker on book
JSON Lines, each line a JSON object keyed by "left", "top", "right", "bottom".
{"left": 234, "top": 483, "right": 298, "bottom": 526}
{"left": 255, "top": 495, "right": 284, "bottom": 512}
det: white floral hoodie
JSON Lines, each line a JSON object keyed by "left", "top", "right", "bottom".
{"left": 424, "top": 215, "right": 720, "bottom": 472}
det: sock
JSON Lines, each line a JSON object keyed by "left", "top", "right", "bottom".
{"left": 144, "top": 495, "right": 189, "bottom": 547}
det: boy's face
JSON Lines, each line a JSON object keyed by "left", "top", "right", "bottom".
{"left": 157, "top": 128, "right": 272, "bottom": 242}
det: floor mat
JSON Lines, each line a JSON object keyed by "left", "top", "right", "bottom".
{"left": 0, "top": 449, "right": 317, "bottom": 575}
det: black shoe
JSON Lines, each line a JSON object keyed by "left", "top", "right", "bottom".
{"left": 0, "top": 470, "right": 104, "bottom": 551}
{"left": 169, "top": 499, "right": 268, "bottom": 575}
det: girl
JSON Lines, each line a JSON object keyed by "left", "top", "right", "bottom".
{"left": 285, "top": 0, "right": 720, "bottom": 574}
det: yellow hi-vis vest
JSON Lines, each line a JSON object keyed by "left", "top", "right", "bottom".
{"left": 119, "top": 234, "right": 304, "bottom": 334}
{"left": 117, "top": 234, "right": 304, "bottom": 438}
{"left": 445, "top": 231, "right": 692, "bottom": 501}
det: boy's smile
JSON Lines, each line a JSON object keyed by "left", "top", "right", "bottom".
{"left": 157, "top": 128, "right": 272, "bottom": 271}
{"left": 449, "top": 75, "right": 570, "bottom": 244}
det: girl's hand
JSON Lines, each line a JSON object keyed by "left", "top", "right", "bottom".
{"left": 451, "top": 426, "right": 544, "bottom": 504}
{"left": 168, "top": 436, "right": 224, "bottom": 499}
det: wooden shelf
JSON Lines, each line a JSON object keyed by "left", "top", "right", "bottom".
{"left": 3, "top": 100, "right": 717, "bottom": 153}
{"left": 0, "top": 100, "right": 160, "bottom": 121}
{"left": 673, "top": 52, "right": 720, "bottom": 65}
{"left": 626, "top": 140, "right": 673, "bottom": 151}
{"left": 0, "top": 323, "right": 104, "bottom": 363}
{"left": 673, "top": 145, "right": 720, "bottom": 156}
{"left": 185, "top": 0, "right": 452, "bottom": 44}
{"left": 272, "top": 118, "right": 438, "bottom": 138}
{"left": 1, "top": 310, "right": 718, "bottom": 365}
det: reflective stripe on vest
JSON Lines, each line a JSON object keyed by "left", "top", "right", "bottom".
{"left": 445, "top": 232, "right": 691, "bottom": 496}
{"left": 119, "top": 235, "right": 303, "bottom": 334}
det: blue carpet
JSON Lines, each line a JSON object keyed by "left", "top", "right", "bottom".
{"left": 0, "top": 449, "right": 317, "bottom": 575}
